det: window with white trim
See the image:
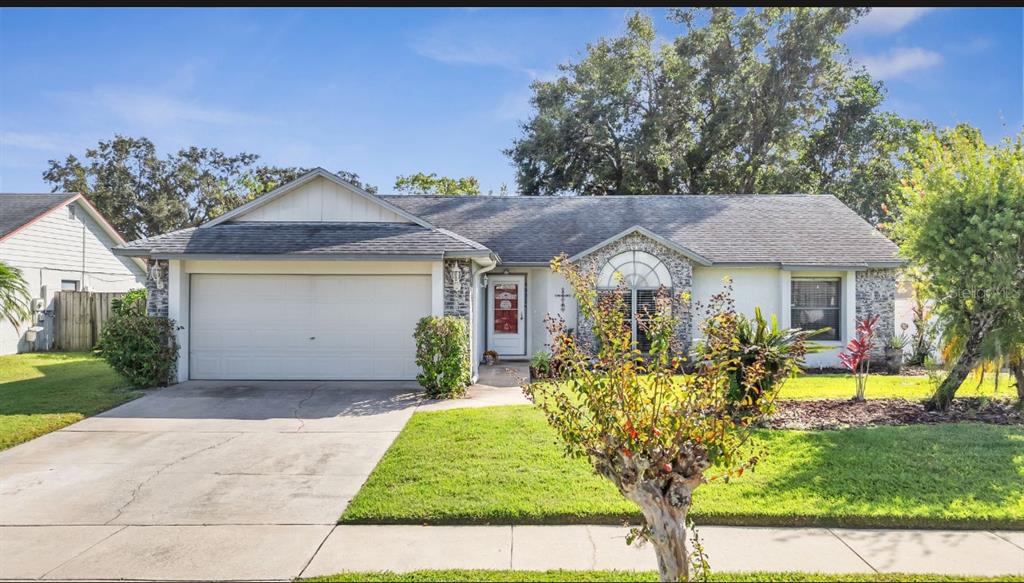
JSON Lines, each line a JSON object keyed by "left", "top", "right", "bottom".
{"left": 597, "top": 251, "right": 671, "bottom": 351}
{"left": 61, "top": 279, "right": 80, "bottom": 291}
{"left": 791, "top": 278, "right": 841, "bottom": 341}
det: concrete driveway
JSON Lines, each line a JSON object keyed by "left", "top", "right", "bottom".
{"left": 0, "top": 380, "right": 425, "bottom": 581}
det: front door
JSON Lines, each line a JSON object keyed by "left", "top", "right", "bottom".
{"left": 487, "top": 275, "right": 526, "bottom": 356}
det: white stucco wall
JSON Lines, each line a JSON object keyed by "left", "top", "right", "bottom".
{"left": 523, "top": 267, "right": 578, "bottom": 358}
{"left": 688, "top": 266, "right": 854, "bottom": 368}
{"left": 0, "top": 200, "right": 145, "bottom": 354}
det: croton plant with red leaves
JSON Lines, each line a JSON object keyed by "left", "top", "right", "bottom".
{"left": 839, "top": 315, "right": 879, "bottom": 401}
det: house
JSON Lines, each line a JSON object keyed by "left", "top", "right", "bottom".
{"left": 0, "top": 193, "right": 147, "bottom": 354}
{"left": 114, "top": 168, "right": 902, "bottom": 384}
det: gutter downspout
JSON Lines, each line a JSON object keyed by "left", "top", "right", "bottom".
{"left": 472, "top": 255, "right": 500, "bottom": 383}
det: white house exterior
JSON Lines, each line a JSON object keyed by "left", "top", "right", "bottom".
{"left": 115, "top": 168, "right": 902, "bottom": 384}
{"left": 0, "top": 194, "right": 146, "bottom": 354}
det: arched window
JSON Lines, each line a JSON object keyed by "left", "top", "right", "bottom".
{"left": 597, "top": 251, "right": 671, "bottom": 351}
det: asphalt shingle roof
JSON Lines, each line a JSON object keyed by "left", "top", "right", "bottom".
{"left": 386, "top": 194, "right": 902, "bottom": 267}
{"left": 117, "top": 222, "right": 488, "bottom": 258}
{"left": 0, "top": 193, "right": 76, "bottom": 239}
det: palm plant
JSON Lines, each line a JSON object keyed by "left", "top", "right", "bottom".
{"left": 0, "top": 261, "right": 31, "bottom": 328}
{"left": 723, "top": 307, "right": 826, "bottom": 406}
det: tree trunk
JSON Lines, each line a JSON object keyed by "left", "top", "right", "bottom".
{"left": 1011, "top": 361, "right": 1024, "bottom": 406}
{"left": 929, "top": 313, "right": 998, "bottom": 411}
{"left": 626, "top": 483, "right": 691, "bottom": 582}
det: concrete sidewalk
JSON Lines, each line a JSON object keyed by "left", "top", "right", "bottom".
{"left": 302, "top": 525, "right": 1024, "bottom": 579}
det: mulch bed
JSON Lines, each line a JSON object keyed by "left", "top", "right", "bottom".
{"left": 765, "top": 397, "right": 1024, "bottom": 430}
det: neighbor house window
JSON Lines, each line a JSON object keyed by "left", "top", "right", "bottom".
{"left": 60, "top": 280, "right": 80, "bottom": 291}
{"left": 597, "top": 251, "right": 671, "bottom": 352}
{"left": 791, "top": 278, "right": 841, "bottom": 341}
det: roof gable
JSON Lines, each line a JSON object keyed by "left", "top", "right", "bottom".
{"left": 568, "top": 225, "right": 712, "bottom": 266}
{"left": 204, "top": 168, "right": 432, "bottom": 228}
{"left": 0, "top": 193, "right": 77, "bottom": 241}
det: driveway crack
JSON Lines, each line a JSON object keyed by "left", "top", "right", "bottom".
{"left": 105, "top": 433, "right": 242, "bottom": 525}
{"left": 293, "top": 385, "right": 322, "bottom": 432}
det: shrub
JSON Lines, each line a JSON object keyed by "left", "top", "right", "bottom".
{"left": 413, "top": 316, "right": 470, "bottom": 399}
{"left": 111, "top": 288, "right": 147, "bottom": 315}
{"left": 97, "top": 298, "right": 178, "bottom": 388}
{"left": 530, "top": 351, "right": 552, "bottom": 378}
{"left": 714, "top": 305, "right": 822, "bottom": 407}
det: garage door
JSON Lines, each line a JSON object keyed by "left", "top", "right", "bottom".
{"left": 189, "top": 274, "right": 431, "bottom": 380}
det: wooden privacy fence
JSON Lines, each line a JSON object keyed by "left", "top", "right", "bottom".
{"left": 54, "top": 291, "right": 126, "bottom": 351}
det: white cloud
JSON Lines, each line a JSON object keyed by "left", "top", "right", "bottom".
{"left": 53, "top": 87, "right": 261, "bottom": 128}
{"left": 858, "top": 47, "right": 943, "bottom": 80}
{"left": 853, "top": 8, "right": 934, "bottom": 35}
{"left": 413, "top": 33, "right": 524, "bottom": 71}
{"left": 0, "top": 131, "right": 80, "bottom": 152}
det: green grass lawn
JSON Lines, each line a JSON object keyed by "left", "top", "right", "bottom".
{"left": 340, "top": 406, "right": 1024, "bottom": 529}
{"left": 306, "top": 570, "right": 1024, "bottom": 582}
{"left": 0, "top": 352, "right": 137, "bottom": 450}
{"left": 779, "top": 373, "right": 1015, "bottom": 400}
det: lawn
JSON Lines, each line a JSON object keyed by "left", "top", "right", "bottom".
{"left": 341, "top": 406, "right": 1024, "bottom": 529}
{"left": 0, "top": 352, "right": 137, "bottom": 450}
{"left": 779, "top": 372, "right": 1015, "bottom": 400}
{"left": 307, "top": 570, "right": 1023, "bottom": 582}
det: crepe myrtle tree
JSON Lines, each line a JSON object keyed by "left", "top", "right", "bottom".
{"left": 527, "top": 256, "right": 810, "bottom": 582}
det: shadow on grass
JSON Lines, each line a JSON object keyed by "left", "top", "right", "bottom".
{"left": 692, "top": 424, "right": 1024, "bottom": 529}
{"left": 0, "top": 354, "right": 136, "bottom": 417}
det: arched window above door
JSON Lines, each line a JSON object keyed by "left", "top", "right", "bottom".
{"left": 597, "top": 251, "right": 671, "bottom": 290}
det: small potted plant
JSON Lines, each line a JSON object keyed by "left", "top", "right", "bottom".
{"left": 483, "top": 349, "right": 499, "bottom": 366}
{"left": 885, "top": 334, "right": 907, "bottom": 374}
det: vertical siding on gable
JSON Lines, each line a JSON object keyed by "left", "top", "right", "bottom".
{"left": 237, "top": 176, "right": 408, "bottom": 223}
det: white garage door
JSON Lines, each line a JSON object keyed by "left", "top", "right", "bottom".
{"left": 189, "top": 274, "right": 431, "bottom": 380}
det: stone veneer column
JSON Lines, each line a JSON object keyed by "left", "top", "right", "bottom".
{"left": 574, "top": 232, "right": 694, "bottom": 353}
{"left": 145, "top": 259, "right": 170, "bottom": 318}
{"left": 442, "top": 259, "right": 473, "bottom": 319}
{"left": 442, "top": 258, "right": 474, "bottom": 379}
{"left": 855, "top": 268, "right": 897, "bottom": 356}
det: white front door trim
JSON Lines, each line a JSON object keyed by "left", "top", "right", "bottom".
{"left": 487, "top": 274, "right": 527, "bottom": 357}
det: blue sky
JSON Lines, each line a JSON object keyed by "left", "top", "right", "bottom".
{"left": 1, "top": 7, "right": 1021, "bottom": 194}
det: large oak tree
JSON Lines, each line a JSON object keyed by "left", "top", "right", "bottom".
{"left": 506, "top": 8, "right": 925, "bottom": 224}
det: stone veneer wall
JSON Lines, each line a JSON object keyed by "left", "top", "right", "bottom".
{"left": 855, "top": 268, "right": 897, "bottom": 356}
{"left": 574, "top": 232, "right": 694, "bottom": 353}
{"left": 146, "top": 259, "right": 169, "bottom": 318}
{"left": 443, "top": 259, "right": 473, "bottom": 319}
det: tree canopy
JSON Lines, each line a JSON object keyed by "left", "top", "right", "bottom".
{"left": 506, "top": 8, "right": 925, "bottom": 224}
{"left": 393, "top": 172, "right": 481, "bottom": 196}
{"left": 43, "top": 135, "right": 375, "bottom": 240}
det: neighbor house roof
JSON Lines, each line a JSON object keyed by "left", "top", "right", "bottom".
{"left": 386, "top": 194, "right": 902, "bottom": 268}
{"left": 116, "top": 222, "right": 492, "bottom": 260}
{"left": 0, "top": 193, "right": 78, "bottom": 241}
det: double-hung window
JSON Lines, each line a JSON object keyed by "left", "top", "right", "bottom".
{"left": 791, "top": 278, "right": 841, "bottom": 341}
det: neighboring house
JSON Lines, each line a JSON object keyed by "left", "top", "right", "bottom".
{"left": 114, "top": 168, "right": 902, "bottom": 384}
{"left": 0, "top": 193, "right": 147, "bottom": 354}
